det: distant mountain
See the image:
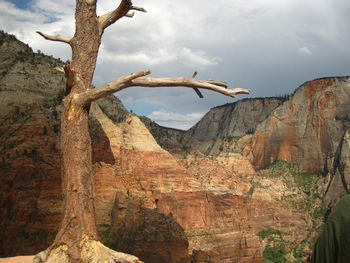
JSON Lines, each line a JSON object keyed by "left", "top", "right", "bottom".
{"left": 143, "top": 76, "right": 350, "bottom": 207}
{"left": 0, "top": 31, "right": 342, "bottom": 263}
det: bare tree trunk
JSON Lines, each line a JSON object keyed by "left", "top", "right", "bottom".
{"left": 34, "top": 2, "right": 106, "bottom": 262}
{"left": 33, "top": 0, "right": 250, "bottom": 262}
{"left": 55, "top": 2, "right": 100, "bottom": 261}
{"left": 55, "top": 105, "right": 95, "bottom": 261}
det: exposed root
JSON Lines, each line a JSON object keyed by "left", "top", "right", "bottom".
{"left": 33, "top": 237, "right": 143, "bottom": 263}
{"left": 33, "top": 245, "right": 69, "bottom": 263}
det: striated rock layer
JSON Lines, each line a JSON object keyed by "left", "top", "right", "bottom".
{"left": 239, "top": 78, "right": 349, "bottom": 170}
{"left": 181, "top": 97, "right": 287, "bottom": 155}
{"left": 90, "top": 105, "right": 321, "bottom": 263}
{"left": 238, "top": 77, "right": 350, "bottom": 205}
{"left": 0, "top": 32, "right": 327, "bottom": 262}
{"left": 145, "top": 77, "right": 350, "bottom": 207}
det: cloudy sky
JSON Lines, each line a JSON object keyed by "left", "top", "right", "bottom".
{"left": 1, "top": 0, "right": 350, "bottom": 129}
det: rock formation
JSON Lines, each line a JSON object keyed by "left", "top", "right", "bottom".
{"left": 141, "top": 97, "right": 287, "bottom": 157}
{"left": 181, "top": 97, "right": 287, "bottom": 155}
{"left": 238, "top": 77, "right": 350, "bottom": 206}
{"left": 239, "top": 78, "right": 349, "bottom": 170}
{"left": 0, "top": 31, "right": 333, "bottom": 262}
{"left": 144, "top": 76, "right": 350, "bottom": 207}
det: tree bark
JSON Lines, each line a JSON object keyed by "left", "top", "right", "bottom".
{"left": 40, "top": 1, "right": 102, "bottom": 261}
{"left": 34, "top": 0, "right": 249, "bottom": 262}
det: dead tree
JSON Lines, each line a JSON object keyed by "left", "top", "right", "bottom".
{"left": 34, "top": 0, "right": 250, "bottom": 262}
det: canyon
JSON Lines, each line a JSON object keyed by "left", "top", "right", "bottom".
{"left": 0, "top": 31, "right": 349, "bottom": 262}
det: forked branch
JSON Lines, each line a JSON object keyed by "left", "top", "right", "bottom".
{"left": 74, "top": 70, "right": 250, "bottom": 108}
{"left": 191, "top": 71, "right": 203, "bottom": 98}
{"left": 98, "top": 0, "right": 146, "bottom": 33}
{"left": 36, "top": 31, "right": 71, "bottom": 44}
{"left": 74, "top": 70, "right": 151, "bottom": 106}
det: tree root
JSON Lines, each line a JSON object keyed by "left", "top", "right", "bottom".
{"left": 33, "top": 237, "right": 143, "bottom": 263}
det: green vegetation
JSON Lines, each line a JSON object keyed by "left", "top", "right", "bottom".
{"left": 258, "top": 227, "right": 285, "bottom": 240}
{"left": 0, "top": 157, "right": 11, "bottom": 170}
{"left": 261, "top": 160, "right": 324, "bottom": 216}
{"left": 244, "top": 184, "right": 255, "bottom": 203}
{"left": 263, "top": 246, "right": 288, "bottom": 263}
{"left": 257, "top": 160, "right": 326, "bottom": 262}
{"left": 182, "top": 144, "right": 192, "bottom": 152}
{"left": 258, "top": 227, "right": 289, "bottom": 262}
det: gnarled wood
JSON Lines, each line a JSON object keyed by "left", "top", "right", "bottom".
{"left": 98, "top": 0, "right": 146, "bottom": 33}
{"left": 33, "top": 238, "right": 143, "bottom": 263}
{"left": 36, "top": 31, "right": 71, "bottom": 44}
{"left": 35, "top": 0, "right": 249, "bottom": 262}
{"left": 74, "top": 71, "right": 250, "bottom": 107}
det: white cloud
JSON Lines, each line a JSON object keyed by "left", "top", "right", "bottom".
{"left": 33, "top": 0, "right": 74, "bottom": 14}
{"left": 0, "top": 0, "right": 74, "bottom": 61}
{"left": 2, "top": 0, "right": 350, "bottom": 129}
{"left": 297, "top": 46, "right": 312, "bottom": 55}
{"left": 99, "top": 46, "right": 177, "bottom": 66}
{"left": 0, "top": 2, "right": 46, "bottom": 23}
{"left": 148, "top": 110, "right": 205, "bottom": 130}
{"left": 180, "top": 47, "right": 219, "bottom": 68}
{"left": 99, "top": 44, "right": 219, "bottom": 69}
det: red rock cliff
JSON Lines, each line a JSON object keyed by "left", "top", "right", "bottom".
{"left": 0, "top": 32, "right": 326, "bottom": 262}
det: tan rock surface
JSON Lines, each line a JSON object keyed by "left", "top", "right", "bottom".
{"left": 0, "top": 256, "right": 34, "bottom": 263}
{"left": 91, "top": 107, "right": 322, "bottom": 262}
{"left": 239, "top": 77, "right": 350, "bottom": 172}
{"left": 0, "top": 32, "right": 327, "bottom": 262}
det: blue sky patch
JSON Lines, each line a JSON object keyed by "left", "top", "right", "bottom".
{"left": 8, "top": 0, "right": 32, "bottom": 10}
{"left": 123, "top": 102, "right": 159, "bottom": 117}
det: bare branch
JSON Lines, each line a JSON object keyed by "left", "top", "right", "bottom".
{"left": 54, "top": 67, "right": 65, "bottom": 73}
{"left": 131, "top": 6, "right": 147, "bottom": 13}
{"left": 98, "top": 0, "right": 146, "bottom": 33}
{"left": 64, "top": 61, "right": 74, "bottom": 89}
{"left": 74, "top": 70, "right": 151, "bottom": 107}
{"left": 131, "top": 77, "right": 250, "bottom": 98}
{"left": 74, "top": 70, "right": 250, "bottom": 108}
{"left": 206, "top": 79, "right": 228, "bottom": 88}
{"left": 191, "top": 71, "right": 203, "bottom": 98}
{"left": 125, "top": 12, "right": 135, "bottom": 18}
{"left": 193, "top": 88, "right": 204, "bottom": 98}
{"left": 36, "top": 31, "right": 71, "bottom": 44}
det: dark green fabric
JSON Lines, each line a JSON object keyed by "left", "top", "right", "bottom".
{"left": 312, "top": 194, "right": 350, "bottom": 263}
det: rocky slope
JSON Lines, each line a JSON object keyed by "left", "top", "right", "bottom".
{"left": 0, "top": 30, "right": 127, "bottom": 257}
{"left": 180, "top": 97, "right": 287, "bottom": 155}
{"left": 89, "top": 104, "right": 327, "bottom": 263}
{"left": 139, "top": 116, "right": 185, "bottom": 156}
{"left": 0, "top": 31, "right": 328, "bottom": 262}
{"left": 238, "top": 77, "right": 350, "bottom": 206}
{"left": 141, "top": 97, "right": 287, "bottom": 156}
{"left": 145, "top": 77, "right": 350, "bottom": 207}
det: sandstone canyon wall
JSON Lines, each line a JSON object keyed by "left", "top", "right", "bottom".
{"left": 145, "top": 77, "right": 350, "bottom": 207}
{"left": 238, "top": 77, "right": 350, "bottom": 206}
{"left": 180, "top": 97, "right": 287, "bottom": 155}
{"left": 0, "top": 31, "right": 335, "bottom": 262}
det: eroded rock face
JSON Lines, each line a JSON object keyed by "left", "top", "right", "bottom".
{"left": 90, "top": 105, "right": 324, "bottom": 263}
{"left": 239, "top": 78, "right": 349, "bottom": 170}
{"left": 181, "top": 98, "right": 286, "bottom": 155}
{"left": 0, "top": 32, "right": 64, "bottom": 256}
{"left": 237, "top": 77, "right": 350, "bottom": 205}
{"left": 322, "top": 129, "right": 350, "bottom": 206}
{"left": 143, "top": 98, "right": 286, "bottom": 156}
{"left": 0, "top": 32, "right": 328, "bottom": 262}
{"left": 144, "top": 77, "right": 350, "bottom": 207}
